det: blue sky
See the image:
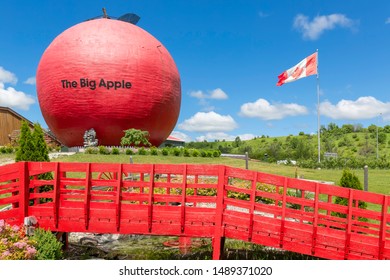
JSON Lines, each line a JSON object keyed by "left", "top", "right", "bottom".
{"left": 1, "top": 0, "right": 390, "bottom": 143}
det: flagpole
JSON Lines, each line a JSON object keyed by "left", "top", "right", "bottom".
{"left": 316, "top": 49, "right": 321, "bottom": 163}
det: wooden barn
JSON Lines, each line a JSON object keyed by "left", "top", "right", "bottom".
{"left": 0, "top": 106, "right": 61, "bottom": 147}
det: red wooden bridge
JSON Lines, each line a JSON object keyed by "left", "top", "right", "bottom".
{"left": 1, "top": 161, "right": 390, "bottom": 260}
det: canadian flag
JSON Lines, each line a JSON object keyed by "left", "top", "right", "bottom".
{"left": 276, "top": 52, "right": 317, "bottom": 86}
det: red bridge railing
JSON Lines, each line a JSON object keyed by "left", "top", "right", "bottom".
{"left": 1, "top": 161, "right": 389, "bottom": 260}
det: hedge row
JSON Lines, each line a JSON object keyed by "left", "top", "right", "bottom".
{"left": 84, "top": 146, "right": 222, "bottom": 158}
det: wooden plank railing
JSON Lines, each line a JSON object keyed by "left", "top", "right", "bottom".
{"left": 0, "top": 161, "right": 389, "bottom": 260}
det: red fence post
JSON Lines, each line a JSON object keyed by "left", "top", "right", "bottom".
{"left": 147, "top": 164, "right": 155, "bottom": 233}
{"left": 180, "top": 164, "right": 187, "bottom": 233}
{"left": 84, "top": 163, "right": 91, "bottom": 230}
{"left": 311, "top": 183, "right": 320, "bottom": 255}
{"left": 248, "top": 171, "right": 257, "bottom": 242}
{"left": 344, "top": 189, "right": 354, "bottom": 259}
{"left": 115, "top": 164, "right": 123, "bottom": 232}
{"left": 18, "top": 161, "right": 29, "bottom": 224}
{"left": 279, "top": 177, "right": 288, "bottom": 248}
{"left": 379, "top": 195, "right": 388, "bottom": 259}
{"left": 212, "top": 165, "right": 226, "bottom": 260}
{"left": 53, "top": 162, "right": 60, "bottom": 229}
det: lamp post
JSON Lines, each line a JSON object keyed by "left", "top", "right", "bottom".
{"left": 377, "top": 113, "right": 382, "bottom": 160}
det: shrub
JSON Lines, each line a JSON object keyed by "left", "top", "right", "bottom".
{"left": 0, "top": 147, "right": 6, "bottom": 154}
{"left": 138, "top": 147, "right": 147, "bottom": 155}
{"left": 112, "top": 147, "right": 120, "bottom": 155}
{"left": 0, "top": 220, "right": 37, "bottom": 260}
{"left": 30, "top": 228, "right": 63, "bottom": 260}
{"left": 213, "top": 150, "right": 221, "bottom": 157}
{"left": 200, "top": 150, "right": 207, "bottom": 157}
{"left": 125, "top": 148, "right": 134, "bottom": 155}
{"left": 173, "top": 147, "right": 181, "bottom": 156}
{"left": 85, "top": 147, "right": 98, "bottom": 154}
{"left": 5, "top": 146, "right": 14, "bottom": 153}
{"left": 162, "top": 148, "right": 169, "bottom": 156}
{"left": 333, "top": 169, "right": 367, "bottom": 218}
{"left": 150, "top": 147, "right": 158, "bottom": 155}
{"left": 192, "top": 149, "right": 200, "bottom": 157}
{"left": 183, "top": 149, "right": 190, "bottom": 157}
{"left": 98, "top": 146, "right": 110, "bottom": 155}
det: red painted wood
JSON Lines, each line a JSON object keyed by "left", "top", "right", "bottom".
{"left": 1, "top": 161, "right": 390, "bottom": 260}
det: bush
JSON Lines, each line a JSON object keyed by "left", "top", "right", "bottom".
{"left": 125, "top": 148, "right": 134, "bottom": 155}
{"left": 112, "top": 147, "right": 120, "bottom": 155}
{"left": 213, "top": 150, "right": 220, "bottom": 157}
{"left": 162, "top": 148, "right": 169, "bottom": 156}
{"left": 138, "top": 147, "right": 147, "bottom": 155}
{"left": 183, "top": 149, "right": 190, "bottom": 157}
{"left": 192, "top": 149, "right": 200, "bottom": 157}
{"left": 333, "top": 169, "right": 367, "bottom": 218}
{"left": 200, "top": 150, "right": 207, "bottom": 157}
{"left": 5, "top": 146, "right": 14, "bottom": 153}
{"left": 98, "top": 146, "right": 110, "bottom": 155}
{"left": 30, "top": 228, "right": 63, "bottom": 260}
{"left": 0, "top": 147, "right": 6, "bottom": 154}
{"left": 150, "top": 147, "right": 158, "bottom": 156}
{"left": 173, "top": 147, "right": 181, "bottom": 156}
{"left": 0, "top": 220, "right": 37, "bottom": 260}
{"left": 85, "top": 147, "right": 98, "bottom": 154}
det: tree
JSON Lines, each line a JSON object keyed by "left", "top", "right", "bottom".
{"left": 121, "top": 128, "right": 151, "bottom": 147}
{"left": 32, "top": 123, "right": 50, "bottom": 162}
{"left": 16, "top": 122, "right": 50, "bottom": 162}
{"left": 15, "top": 121, "right": 34, "bottom": 162}
{"left": 333, "top": 169, "right": 367, "bottom": 219}
{"left": 234, "top": 136, "right": 242, "bottom": 147}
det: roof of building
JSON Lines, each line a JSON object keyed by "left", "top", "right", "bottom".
{"left": 166, "top": 135, "right": 185, "bottom": 142}
{"left": 0, "top": 106, "right": 62, "bottom": 145}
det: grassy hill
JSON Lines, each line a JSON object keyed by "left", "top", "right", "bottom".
{"left": 185, "top": 125, "right": 390, "bottom": 169}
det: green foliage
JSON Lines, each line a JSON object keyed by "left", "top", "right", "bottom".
{"left": 30, "top": 228, "right": 63, "bottom": 260}
{"left": 183, "top": 149, "right": 190, "bottom": 157}
{"left": 0, "top": 146, "right": 14, "bottom": 154}
{"left": 172, "top": 147, "right": 181, "bottom": 156}
{"left": 98, "top": 146, "right": 110, "bottom": 155}
{"left": 15, "top": 121, "right": 34, "bottom": 162}
{"left": 125, "top": 148, "right": 134, "bottom": 155}
{"left": 32, "top": 123, "right": 50, "bottom": 162}
{"left": 150, "top": 147, "right": 158, "bottom": 156}
{"left": 121, "top": 128, "right": 151, "bottom": 147}
{"left": 192, "top": 149, "right": 200, "bottom": 157}
{"left": 138, "top": 147, "right": 147, "bottom": 155}
{"left": 85, "top": 147, "right": 98, "bottom": 154}
{"left": 0, "top": 220, "right": 37, "bottom": 260}
{"left": 333, "top": 169, "right": 367, "bottom": 218}
{"left": 161, "top": 148, "right": 169, "bottom": 156}
{"left": 16, "top": 121, "right": 50, "bottom": 162}
{"left": 112, "top": 147, "right": 120, "bottom": 155}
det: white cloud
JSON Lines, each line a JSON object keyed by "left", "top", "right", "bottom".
{"left": 0, "top": 67, "right": 17, "bottom": 84}
{"left": 258, "top": 11, "right": 269, "bottom": 18}
{"left": 178, "top": 111, "right": 238, "bottom": 132}
{"left": 196, "top": 132, "right": 256, "bottom": 142}
{"left": 190, "top": 88, "right": 228, "bottom": 100}
{"left": 320, "top": 96, "right": 390, "bottom": 120}
{"left": 24, "top": 77, "right": 36, "bottom": 85}
{"left": 386, "top": 18, "right": 390, "bottom": 24}
{"left": 239, "top": 98, "right": 308, "bottom": 120}
{"left": 169, "top": 131, "right": 192, "bottom": 142}
{"left": 0, "top": 82, "right": 35, "bottom": 110}
{"left": 293, "top": 13, "right": 357, "bottom": 40}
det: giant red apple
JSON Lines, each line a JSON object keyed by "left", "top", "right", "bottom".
{"left": 36, "top": 18, "right": 181, "bottom": 147}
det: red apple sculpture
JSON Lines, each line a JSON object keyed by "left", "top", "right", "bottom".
{"left": 36, "top": 17, "right": 181, "bottom": 147}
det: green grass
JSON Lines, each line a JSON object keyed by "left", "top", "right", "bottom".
{"left": 50, "top": 153, "right": 390, "bottom": 196}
